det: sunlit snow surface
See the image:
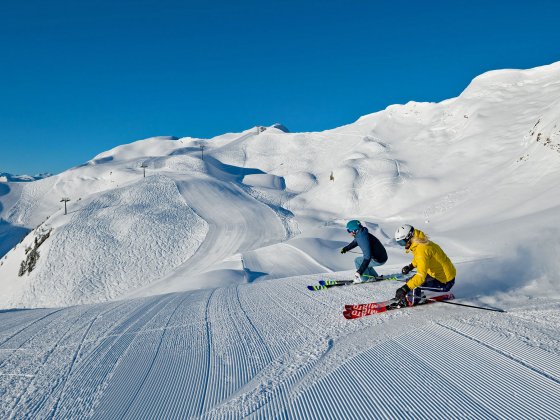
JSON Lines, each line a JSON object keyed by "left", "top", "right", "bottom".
{"left": 1, "top": 277, "right": 559, "bottom": 418}
{"left": 1, "top": 62, "right": 560, "bottom": 418}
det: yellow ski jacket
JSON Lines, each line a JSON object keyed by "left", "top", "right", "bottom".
{"left": 406, "top": 229, "right": 456, "bottom": 290}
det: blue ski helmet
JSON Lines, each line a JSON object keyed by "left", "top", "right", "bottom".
{"left": 346, "top": 220, "right": 362, "bottom": 233}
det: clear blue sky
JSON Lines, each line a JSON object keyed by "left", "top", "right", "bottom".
{"left": 1, "top": 0, "right": 559, "bottom": 175}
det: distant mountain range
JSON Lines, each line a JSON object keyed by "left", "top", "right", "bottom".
{"left": 0, "top": 172, "right": 52, "bottom": 182}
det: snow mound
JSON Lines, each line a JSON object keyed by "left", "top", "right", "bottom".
{"left": 284, "top": 171, "right": 317, "bottom": 193}
{"left": 91, "top": 136, "right": 181, "bottom": 163}
{"left": 0, "top": 176, "right": 208, "bottom": 308}
{"left": 242, "top": 173, "right": 285, "bottom": 190}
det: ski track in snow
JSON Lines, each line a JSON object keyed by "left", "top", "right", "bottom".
{"left": 130, "top": 174, "right": 287, "bottom": 293}
{"left": 1, "top": 276, "right": 559, "bottom": 419}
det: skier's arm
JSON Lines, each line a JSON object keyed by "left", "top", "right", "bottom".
{"left": 406, "top": 255, "right": 427, "bottom": 289}
{"left": 342, "top": 239, "right": 358, "bottom": 253}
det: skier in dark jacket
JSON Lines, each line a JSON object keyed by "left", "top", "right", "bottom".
{"left": 341, "top": 220, "right": 388, "bottom": 283}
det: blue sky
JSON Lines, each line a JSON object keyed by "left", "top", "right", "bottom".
{"left": 1, "top": 0, "right": 559, "bottom": 175}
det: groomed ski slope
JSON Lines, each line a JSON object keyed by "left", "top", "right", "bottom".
{"left": 1, "top": 273, "right": 559, "bottom": 419}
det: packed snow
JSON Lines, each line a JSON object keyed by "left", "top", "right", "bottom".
{"left": 0, "top": 62, "right": 559, "bottom": 418}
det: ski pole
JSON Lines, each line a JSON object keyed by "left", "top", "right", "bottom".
{"left": 428, "top": 298, "right": 506, "bottom": 313}
{"left": 356, "top": 270, "right": 506, "bottom": 312}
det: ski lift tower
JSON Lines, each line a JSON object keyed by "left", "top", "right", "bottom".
{"left": 140, "top": 162, "right": 148, "bottom": 178}
{"left": 60, "top": 197, "right": 70, "bottom": 215}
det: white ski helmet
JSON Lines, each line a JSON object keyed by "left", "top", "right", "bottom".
{"left": 395, "top": 224, "right": 414, "bottom": 246}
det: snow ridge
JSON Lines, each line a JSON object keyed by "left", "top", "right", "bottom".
{"left": 7, "top": 176, "right": 207, "bottom": 308}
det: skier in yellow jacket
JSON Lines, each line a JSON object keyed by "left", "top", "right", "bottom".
{"left": 393, "top": 224, "right": 456, "bottom": 305}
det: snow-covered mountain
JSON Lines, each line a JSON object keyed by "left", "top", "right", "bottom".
{"left": 0, "top": 62, "right": 559, "bottom": 418}
{"left": 1, "top": 62, "right": 559, "bottom": 308}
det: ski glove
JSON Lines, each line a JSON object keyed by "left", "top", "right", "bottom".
{"left": 395, "top": 284, "right": 411, "bottom": 301}
{"left": 401, "top": 263, "right": 414, "bottom": 275}
{"left": 340, "top": 247, "right": 347, "bottom": 254}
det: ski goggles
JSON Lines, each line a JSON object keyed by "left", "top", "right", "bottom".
{"left": 396, "top": 239, "right": 408, "bottom": 246}
{"left": 347, "top": 229, "right": 358, "bottom": 234}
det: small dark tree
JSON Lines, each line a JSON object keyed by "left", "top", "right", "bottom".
{"left": 18, "top": 228, "right": 52, "bottom": 277}
{"left": 27, "top": 248, "right": 39, "bottom": 273}
{"left": 18, "top": 260, "right": 27, "bottom": 277}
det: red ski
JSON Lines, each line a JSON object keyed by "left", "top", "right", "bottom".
{"left": 343, "top": 293, "right": 455, "bottom": 319}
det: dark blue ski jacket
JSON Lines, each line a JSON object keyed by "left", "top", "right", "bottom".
{"left": 342, "top": 226, "right": 388, "bottom": 275}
